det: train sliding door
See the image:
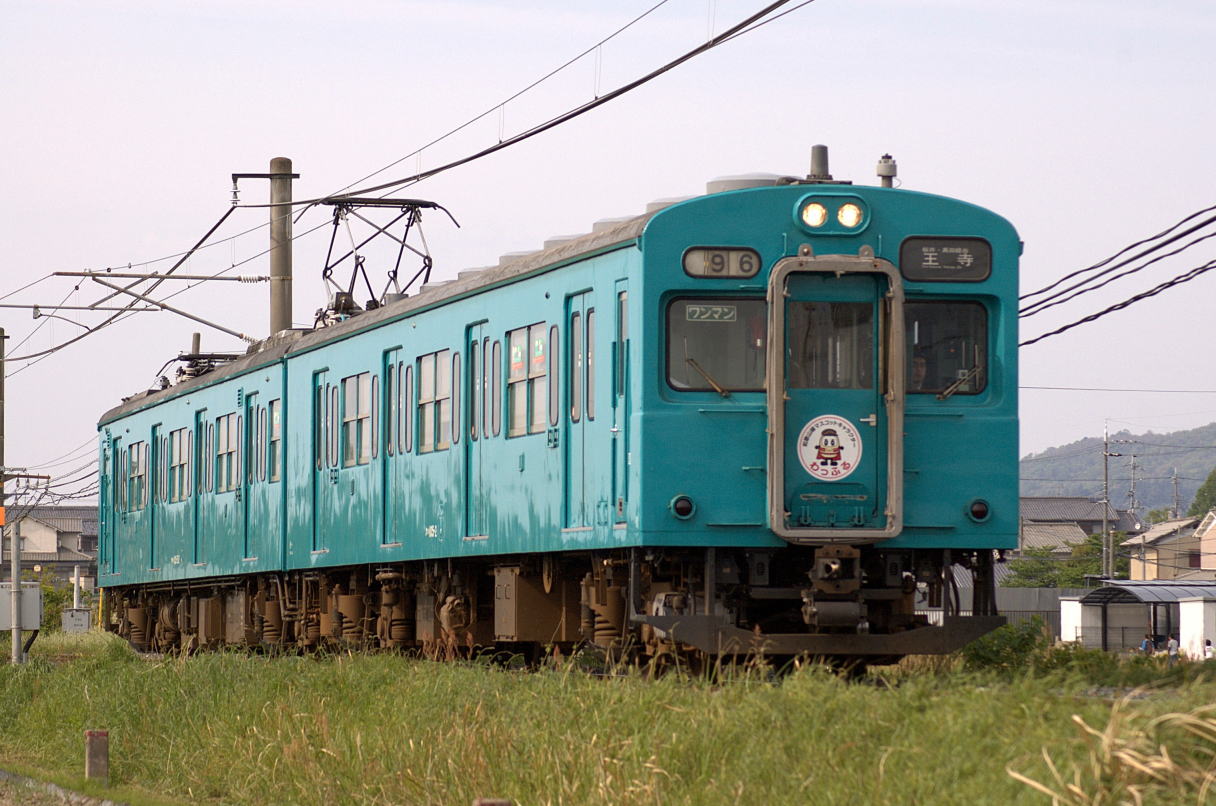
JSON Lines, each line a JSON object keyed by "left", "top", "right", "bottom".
{"left": 767, "top": 257, "right": 904, "bottom": 542}
{"left": 464, "top": 323, "right": 488, "bottom": 538}
{"left": 564, "top": 293, "right": 591, "bottom": 531}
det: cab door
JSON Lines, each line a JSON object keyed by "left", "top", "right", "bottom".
{"left": 767, "top": 256, "right": 904, "bottom": 542}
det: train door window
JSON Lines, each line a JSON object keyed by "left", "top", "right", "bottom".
{"left": 586, "top": 309, "right": 596, "bottom": 420}
{"left": 616, "top": 292, "right": 628, "bottom": 399}
{"left": 385, "top": 359, "right": 396, "bottom": 457}
{"left": 397, "top": 361, "right": 406, "bottom": 455}
{"left": 548, "top": 325, "right": 559, "bottom": 427}
{"left": 482, "top": 337, "right": 491, "bottom": 437}
{"left": 904, "top": 301, "right": 988, "bottom": 395}
{"left": 788, "top": 302, "right": 872, "bottom": 389}
{"left": 451, "top": 353, "right": 461, "bottom": 446}
{"left": 206, "top": 422, "right": 214, "bottom": 492}
{"left": 370, "top": 375, "right": 379, "bottom": 460}
{"left": 268, "top": 399, "right": 281, "bottom": 482}
{"left": 470, "top": 340, "right": 480, "bottom": 441}
{"left": 236, "top": 414, "right": 244, "bottom": 485}
{"left": 186, "top": 429, "right": 193, "bottom": 497}
{"left": 329, "top": 386, "right": 339, "bottom": 468}
{"left": 169, "top": 428, "right": 189, "bottom": 502}
{"left": 570, "top": 312, "right": 582, "bottom": 422}
{"left": 315, "top": 386, "right": 324, "bottom": 470}
{"left": 258, "top": 407, "right": 268, "bottom": 481}
{"left": 404, "top": 365, "right": 413, "bottom": 452}
{"left": 159, "top": 436, "right": 168, "bottom": 504}
{"left": 491, "top": 340, "right": 502, "bottom": 437}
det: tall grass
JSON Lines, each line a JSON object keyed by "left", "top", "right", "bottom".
{"left": 0, "top": 633, "right": 1214, "bottom": 805}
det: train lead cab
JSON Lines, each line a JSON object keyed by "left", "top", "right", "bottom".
{"left": 766, "top": 247, "right": 904, "bottom": 542}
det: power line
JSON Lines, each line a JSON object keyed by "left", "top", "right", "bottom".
{"left": 1021, "top": 385, "right": 1216, "bottom": 393}
{"left": 1020, "top": 257, "right": 1216, "bottom": 347}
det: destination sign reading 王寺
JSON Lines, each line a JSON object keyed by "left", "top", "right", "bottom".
{"left": 899, "top": 237, "right": 992, "bottom": 282}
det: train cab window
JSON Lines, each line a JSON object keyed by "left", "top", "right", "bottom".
{"left": 905, "top": 301, "right": 988, "bottom": 395}
{"left": 507, "top": 324, "right": 548, "bottom": 437}
{"left": 268, "top": 399, "right": 282, "bottom": 482}
{"left": 666, "top": 298, "right": 767, "bottom": 392}
{"left": 788, "top": 302, "right": 873, "bottom": 389}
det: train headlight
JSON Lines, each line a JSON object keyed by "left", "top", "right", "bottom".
{"left": 800, "top": 202, "right": 828, "bottom": 228}
{"left": 837, "top": 203, "right": 864, "bottom": 228}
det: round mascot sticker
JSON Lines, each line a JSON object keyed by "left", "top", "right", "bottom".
{"left": 796, "top": 415, "right": 863, "bottom": 481}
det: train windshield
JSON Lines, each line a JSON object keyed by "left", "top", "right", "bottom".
{"left": 905, "top": 301, "right": 987, "bottom": 394}
{"left": 667, "top": 298, "right": 767, "bottom": 392}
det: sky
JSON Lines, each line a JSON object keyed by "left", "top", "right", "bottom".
{"left": 1, "top": 0, "right": 1214, "bottom": 499}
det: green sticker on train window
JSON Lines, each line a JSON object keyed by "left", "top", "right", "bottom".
{"left": 685, "top": 304, "right": 737, "bottom": 322}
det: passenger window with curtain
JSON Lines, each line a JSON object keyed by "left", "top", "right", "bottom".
{"left": 904, "top": 301, "right": 988, "bottom": 395}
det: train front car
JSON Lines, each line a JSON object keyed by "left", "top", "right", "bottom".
{"left": 628, "top": 172, "right": 1019, "bottom": 662}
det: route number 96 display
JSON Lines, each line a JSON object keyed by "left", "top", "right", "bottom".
{"left": 683, "top": 247, "right": 762, "bottom": 278}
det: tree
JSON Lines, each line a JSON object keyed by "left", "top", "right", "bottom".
{"left": 1003, "top": 533, "right": 1129, "bottom": 587}
{"left": 1188, "top": 465, "right": 1216, "bottom": 517}
{"left": 1147, "top": 508, "right": 1172, "bottom": 524}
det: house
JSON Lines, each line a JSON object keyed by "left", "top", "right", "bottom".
{"left": 1018, "top": 520, "right": 1090, "bottom": 557}
{"left": 4, "top": 505, "right": 97, "bottom": 588}
{"left": 1019, "top": 496, "right": 1142, "bottom": 537}
{"left": 1122, "top": 517, "right": 1213, "bottom": 582}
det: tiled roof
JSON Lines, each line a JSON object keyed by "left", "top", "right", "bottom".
{"left": 1122, "top": 517, "right": 1198, "bottom": 547}
{"left": 1021, "top": 522, "right": 1090, "bottom": 551}
{"left": 1020, "top": 497, "right": 1117, "bottom": 522}
{"left": 19, "top": 506, "right": 98, "bottom": 536}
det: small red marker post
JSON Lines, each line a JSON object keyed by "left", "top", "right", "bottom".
{"left": 84, "top": 730, "right": 109, "bottom": 784}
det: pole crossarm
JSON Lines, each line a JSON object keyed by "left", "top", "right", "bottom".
{"left": 88, "top": 277, "right": 257, "bottom": 344}
{"left": 56, "top": 271, "right": 268, "bottom": 283}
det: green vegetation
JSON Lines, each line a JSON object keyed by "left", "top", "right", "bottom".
{"left": 1, "top": 633, "right": 1216, "bottom": 805}
{"left": 1003, "top": 533, "right": 1129, "bottom": 587}
{"left": 1187, "top": 464, "right": 1216, "bottom": 517}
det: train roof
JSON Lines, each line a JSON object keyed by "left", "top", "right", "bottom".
{"left": 98, "top": 209, "right": 656, "bottom": 427}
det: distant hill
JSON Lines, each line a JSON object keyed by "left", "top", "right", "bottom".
{"left": 1020, "top": 422, "right": 1216, "bottom": 517}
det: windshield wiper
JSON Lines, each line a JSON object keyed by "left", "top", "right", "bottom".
{"left": 937, "top": 365, "right": 982, "bottom": 401}
{"left": 686, "top": 357, "right": 731, "bottom": 398}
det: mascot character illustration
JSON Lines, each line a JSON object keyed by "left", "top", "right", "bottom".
{"left": 815, "top": 429, "right": 842, "bottom": 466}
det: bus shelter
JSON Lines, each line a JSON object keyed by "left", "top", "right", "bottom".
{"left": 1059, "top": 581, "right": 1216, "bottom": 654}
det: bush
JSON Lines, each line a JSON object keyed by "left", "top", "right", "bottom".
{"left": 960, "top": 617, "right": 1051, "bottom": 673}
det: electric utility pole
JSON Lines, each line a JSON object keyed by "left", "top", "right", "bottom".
{"left": 1102, "top": 423, "right": 1127, "bottom": 579}
{"left": 1172, "top": 468, "right": 1181, "bottom": 519}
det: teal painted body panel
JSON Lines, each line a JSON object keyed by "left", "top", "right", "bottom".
{"left": 99, "top": 182, "right": 1019, "bottom": 590}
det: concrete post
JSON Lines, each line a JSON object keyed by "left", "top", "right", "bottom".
{"left": 73, "top": 564, "right": 81, "bottom": 609}
{"left": 268, "top": 157, "right": 293, "bottom": 335}
{"left": 84, "top": 730, "right": 109, "bottom": 783}
{"left": 10, "top": 515, "right": 20, "bottom": 665}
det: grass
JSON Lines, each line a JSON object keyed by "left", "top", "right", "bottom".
{"left": 0, "top": 632, "right": 1214, "bottom": 805}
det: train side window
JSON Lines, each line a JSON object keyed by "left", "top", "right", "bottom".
{"left": 586, "top": 309, "right": 596, "bottom": 421}
{"left": 451, "top": 353, "right": 461, "bottom": 446}
{"left": 268, "top": 399, "right": 281, "bottom": 482}
{"left": 507, "top": 327, "right": 528, "bottom": 436}
{"left": 215, "top": 414, "right": 238, "bottom": 493}
{"left": 528, "top": 324, "right": 547, "bottom": 434}
{"left": 169, "top": 428, "right": 189, "bottom": 502}
{"left": 470, "top": 340, "right": 480, "bottom": 441}
{"left": 342, "top": 372, "right": 373, "bottom": 466}
{"left": 570, "top": 312, "right": 582, "bottom": 422}
{"left": 437, "top": 349, "right": 452, "bottom": 450}
{"left": 404, "top": 365, "right": 413, "bottom": 452}
{"left": 236, "top": 414, "right": 244, "bottom": 486}
{"left": 127, "top": 442, "right": 145, "bottom": 510}
{"left": 905, "top": 301, "right": 988, "bottom": 395}
{"left": 186, "top": 428, "right": 193, "bottom": 498}
{"left": 315, "top": 386, "right": 324, "bottom": 470}
{"left": 548, "top": 325, "right": 559, "bottom": 427}
{"left": 206, "top": 423, "right": 214, "bottom": 492}
{"left": 491, "top": 340, "right": 502, "bottom": 437}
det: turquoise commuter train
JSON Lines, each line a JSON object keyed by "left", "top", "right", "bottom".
{"left": 99, "top": 151, "right": 1019, "bottom": 662}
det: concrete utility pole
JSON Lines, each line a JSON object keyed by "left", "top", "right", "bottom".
{"left": 1172, "top": 468, "right": 1181, "bottom": 519}
{"left": 1101, "top": 423, "right": 1125, "bottom": 579}
{"left": 269, "top": 157, "right": 294, "bottom": 335}
{"left": 0, "top": 327, "right": 14, "bottom": 664}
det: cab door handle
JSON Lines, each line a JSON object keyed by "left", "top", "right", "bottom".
{"left": 860, "top": 414, "right": 877, "bottom": 426}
